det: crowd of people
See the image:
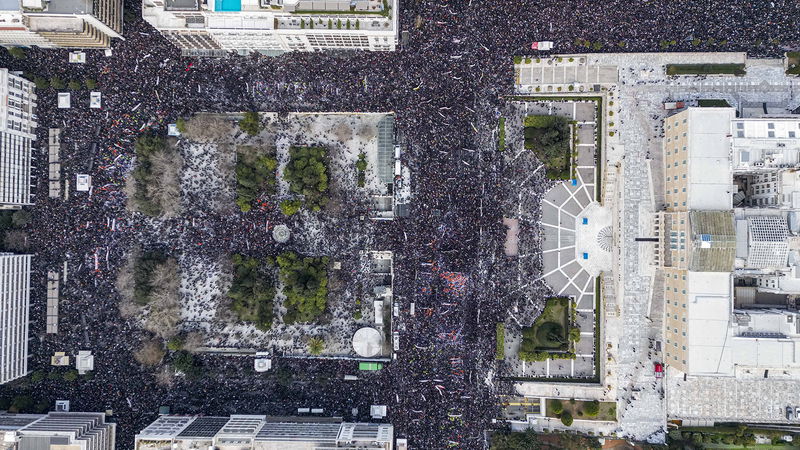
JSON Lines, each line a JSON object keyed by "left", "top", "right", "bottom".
{"left": 0, "top": 0, "right": 797, "bottom": 447}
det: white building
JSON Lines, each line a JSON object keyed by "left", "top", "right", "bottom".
{"left": 0, "top": 0, "right": 123, "bottom": 48}
{"left": 142, "top": 0, "right": 397, "bottom": 55}
{"left": 0, "top": 253, "right": 31, "bottom": 384}
{"left": 135, "top": 415, "right": 394, "bottom": 450}
{"left": 0, "top": 68, "right": 35, "bottom": 209}
{"left": 0, "top": 411, "right": 116, "bottom": 449}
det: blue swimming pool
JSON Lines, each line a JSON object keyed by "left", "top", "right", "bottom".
{"left": 215, "top": 0, "right": 240, "bottom": 11}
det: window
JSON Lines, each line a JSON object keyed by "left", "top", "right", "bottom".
{"left": 768, "top": 122, "right": 775, "bottom": 129}
{"left": 768, "top": 131, "right": 775, "bottom": 138}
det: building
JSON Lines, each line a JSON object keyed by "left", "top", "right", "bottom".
{"left": 658, "top": 107, "right": 800, "bottom": 377}
{"left": 0, "top": 411, "right": 116, "bottom": 449}
{"left": 0, "top": 253, "right": 31, "bottom": 384}
{"left": 0, "top": 69, "right": 35, "bottom": 209}
{"left": 0, "top": 0, "right": 123, "bottom": 49}
{"left": 142, "top": 0, "right": 397, "bottom": 56}
{"left": 134, "top": 415, "right": 394, "bottom": 450}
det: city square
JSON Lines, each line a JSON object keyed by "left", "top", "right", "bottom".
{"left": 0, "top": 0, "right": 798, "bottom": 448}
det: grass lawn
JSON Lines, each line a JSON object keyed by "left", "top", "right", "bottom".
{"left": 524, "top": 297, "right": 569, "bottom": 351}
{"left": 788, "top": 52, "right": 800, "bottom": 75}
{"left": 666, "top": 64, "right": 746, "bottom": 76}
{"left": 546, "top": 399, "right": 617, "bottom": 421}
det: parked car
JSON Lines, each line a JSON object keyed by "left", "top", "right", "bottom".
{"left": 787, "top": 406, "right": 794, "bottom": 420}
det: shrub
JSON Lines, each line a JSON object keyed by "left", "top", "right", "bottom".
{"left": 68, "top": 80, "right": 81, "bottom": 90}
{"left": 308, "top": 337, "right": 324, "bottom": 355}
{"left": 560, "top": 412, "right": 573, "bottom": 426}
{"left": 355, "top": 152, "right": 368, "bottom": 187}
{"left": 568, "top": 85, "right": 575, "bottom": 91}
{"left": 85, "top": 79, "right": 97, "bottom": 90}
{"left": 176, "top": 117, "right": 187, "bottom": 133}
{"left": 550, "top": 399, "right": 563, "bottom": 415}
{"left": 568, "top": 57, "right": 574, "bottom": 62}
{"left": 513, "top": 56, "right": 522, "bottom": 64}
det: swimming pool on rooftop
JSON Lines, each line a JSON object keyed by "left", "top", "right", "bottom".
{"left": 215, "top": 0, "right": 240, "bottom": 11}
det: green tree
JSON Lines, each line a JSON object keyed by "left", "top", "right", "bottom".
{"left": 29, "top": 370, "right": 45, "bottom": 383}
{"left": 33, "top": 76, "right": 49, "bottom": 90}
{"left": 50, "top": 77, "right": 65, "bottom": 90}
{"left": 68, "top": 80, "right": 81, "bottom": 90}
{"left": 550, "top": 399, "right": 563, "bottom": 415}
{"left": 85, "top": 79, "right": 97, "bottom": 90}
{"left": 585, "top": 400, "right": 600, "bottom": 417}
{"left": 235, "top": 150, "right": 277, "bottom": 211}
{"left": 238, "top": 111, "right": 262, "bottom": 136}
{"left": 173, "top": 350, "right": 202, "bottom": 377}
{"left": 7, "top": 47, "right": 25, "bottom": 59}
{"left": 11, "top": 209, "right": 31, "bottom": 227}
{"left": 176, "top": 117, "right": 187, "bottom": 133}
{"left": 560, "top": 411, "right": 573, "bottom": 426}
{"left": 9, "top": 395, "right": 33, "bottom": 413}
{"left": 280, "top": 199, "right": 302, "bottom": 216}
{"left": 63, "top": 370, "right": 79, "bottom": 382}
{"left": 308, "top": 337, "right": 324, "bottom": 355}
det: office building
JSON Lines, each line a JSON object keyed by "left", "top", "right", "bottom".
{"left": 142, "top": 0, "right": 397, "bottom": 56}
{"left": 0, "top": 411, "right": 116, "bottom": 449}
{"left": 0, "top": 253, "right": 31, "bottom": 384}
{"left": 658, "top": 107, "right": 800, "bottom": 377}
{"left": 0, "top": 68, "right": 35, "bottom": 209}
{"left": 0, "top": 0, "right": 123, "bottom": 49}
{"left": 135, "top": 415, "right": 394, "bottom": 450}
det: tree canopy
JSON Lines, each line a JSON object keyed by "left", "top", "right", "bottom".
{"left": 227, "top": 254, "right": 275, "bottom": 331}
{"left": 277, "top": 252, "right": 328, "bottom": 323}
{"left": 283, "top": 146, "right": 329, "bottom": 211}
{"left": 235, "top": 150, "right": 277, "bottom": 212}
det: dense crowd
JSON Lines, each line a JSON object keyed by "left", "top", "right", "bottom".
{"left": 0, "top": 0, "right": 797, "bottom": 447}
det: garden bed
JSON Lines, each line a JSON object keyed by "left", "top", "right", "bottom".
{"left": 546, "top": 398, "right": 617, "bottom": 422}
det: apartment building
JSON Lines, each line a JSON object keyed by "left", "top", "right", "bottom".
{"left": 0, "top": 253, "right": 31, "bottom": 385}
{"left": 0, "top": 0, "right": 123, "bottom": 48}
{"left": 0, "top": 68, "right": 35, "bottom": 209}
{"left": 658, "top": 107, "right": 800, "bottom": 377}
{"left": 135, "top": 415, "right": 394, "bottom": 450}
{"left": 0, "top": 411, "right": 116, "bottom": 449}
{"left": 142, "top": 0, "right": 397, "bottom": 55}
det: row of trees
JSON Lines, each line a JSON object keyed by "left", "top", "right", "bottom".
{"left": 234, "top": 148, "right": 278, "bottom": 212}
{"left": 128, "top": 133, "right": 183, "bottom": 217}
{"left": 277, "top": 252, "right": 329, "bottom": 323}
{"left": 284, "top": 146, "right": 330, "bottom": 212}
{"left": 33, "top": 76, "right": 97, "bottom": 91}
{"left": 227, "top": 254, "right": 276, "bottom": 331}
